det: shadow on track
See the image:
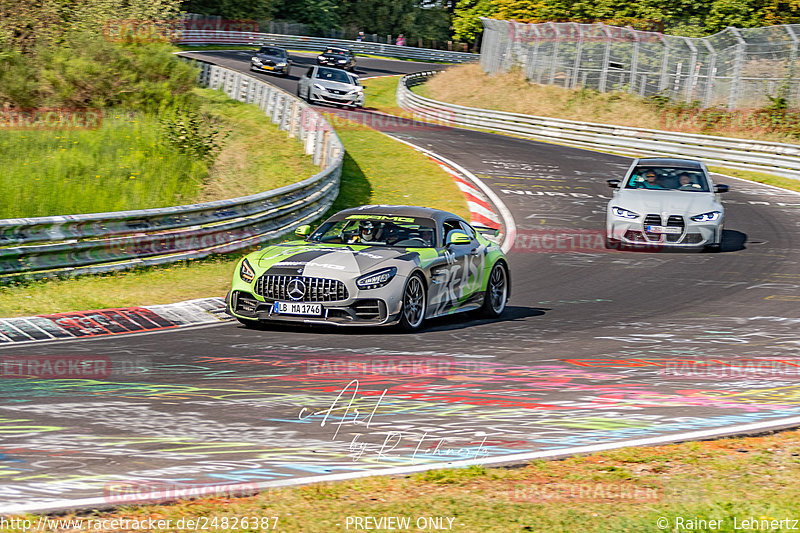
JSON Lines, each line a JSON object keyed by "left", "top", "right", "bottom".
{"left": 234, "top": 305, "right": 549, "bottom": 336}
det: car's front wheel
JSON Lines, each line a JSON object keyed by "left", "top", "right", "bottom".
{"left": 479, "top": 262, "right": 508, "bottom": 318}
{"left": 398, "top": 274, "right": 426, "bottom": 331}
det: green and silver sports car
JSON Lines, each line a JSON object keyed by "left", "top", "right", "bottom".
{"left": 227, "top": 205, "right": 510, "bottom": 331}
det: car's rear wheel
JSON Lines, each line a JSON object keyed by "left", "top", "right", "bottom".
{"left": 479, "top": 262, "right": 508, "bottom": 318}
{"left": 399, "top": 274, "right": 426, "bottom": 331}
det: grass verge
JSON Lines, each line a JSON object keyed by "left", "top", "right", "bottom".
{"left": 0, "top": 116, "right": 466, "bottom": 317}
{"left": 13, "top": 428, "right": 800, "bottom": 532}
{"left": 0, "top": 88, "right": 317, "bottom": 218}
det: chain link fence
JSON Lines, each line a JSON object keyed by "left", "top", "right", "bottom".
{"left": 479, "top": 18, "right": 800, "bottom": 110}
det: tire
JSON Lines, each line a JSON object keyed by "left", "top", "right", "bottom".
{"left": 479, "top": 262, "right": 508, "bottom": 318}
{"left": 398, "top": 273, "right": 426, "bottom": 331}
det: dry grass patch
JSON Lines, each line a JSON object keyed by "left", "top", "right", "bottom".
{"left": 419, "top": 64, "right": 800, "bottom": 145}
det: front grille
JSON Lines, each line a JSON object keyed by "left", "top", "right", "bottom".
{"left": 327, "top": 89, "right": 347, "bottom": 95}
{"left": 666, "top": 215, "right": 685, "bottom": 242}
{"left": 643, "top": 214, "right": 661, "bottom": 240}
{"left": 255, "top": 275, "right": 348, "bottom": 302}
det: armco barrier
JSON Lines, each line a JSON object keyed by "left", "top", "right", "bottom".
{"left": 177, "top": 30, "right": 477, "bottom": 63}
{"left": 0, "top": 60, "right": 343, "bottom": 280}
{"left": 397, "top": 71, "right": 800, "bottom": 180}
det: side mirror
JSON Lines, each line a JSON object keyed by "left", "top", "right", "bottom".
{"left": 715, "top": 184, "right": 730, "bottom": 193}
{"left": 295, "top": 225, "right": 312, "bottom": 237}
{"left": 447, "top": 231, "right": 471, "bottom": 246}
{"left": 607, "top": 179, "right": 621, "bottom": 189}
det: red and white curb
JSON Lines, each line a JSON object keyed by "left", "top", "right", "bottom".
{"left": 0, "top": 298, "right": 229, "bottom": 346}
{"left": 432, "top": 158, "right": 502, "bottom": 230}
{"left": 382, "top": 135, "right": 516, "bottom": 254}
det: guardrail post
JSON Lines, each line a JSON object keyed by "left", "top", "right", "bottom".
{"left": 279, "top": 96, "right": 290, "bottom": 131}
{"left": 320, "top": 130, "right": 332, "bottom": 168}
{"left": 288, "top": 101, "right": 300, "bottom": 138}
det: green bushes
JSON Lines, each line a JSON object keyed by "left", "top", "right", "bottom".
{"left": 0, "top": 33, "right": 198, "bottom": 112}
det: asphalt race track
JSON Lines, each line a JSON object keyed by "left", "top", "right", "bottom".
{"left": 2, "top": 50, "right": 800, "bottom": 513}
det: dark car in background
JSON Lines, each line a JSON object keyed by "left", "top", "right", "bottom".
{"left": 250, "top": 46, "right": 292, "bottom": 77}
{"left": 316, "top": 47, "right": 356, "bottom": 71}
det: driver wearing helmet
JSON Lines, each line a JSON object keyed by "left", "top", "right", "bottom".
{"left": 350, "top": 220, "right": 384, "bottom": 244}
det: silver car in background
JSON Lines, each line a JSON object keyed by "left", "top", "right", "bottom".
{"left": 297, "top": 66, "right": 364, "bottom": 108}
{"left": 605, "top": 158, "right": 730, "bottom": 252}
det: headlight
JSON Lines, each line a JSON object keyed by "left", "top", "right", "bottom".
{"left": 317, "top": 55, "right": 325, "bottom": 59}
{"left": 239, "top": 258, "right": 255, "bottom": 283}
{"left": 251, "top": 57, "right": 261, "bottom": 63}
{"left": 356, "top": 267, "right": 397, "bottom": 289}
{"left": 690, "top": 211, "right": 721, "bottom": 222}
{"left": 338, "top": 59, "right": 346, "bottom": 63}
{"left": 313, "top": 83, "right": 326, "bottom": 91}
{"left": 277, "top": 62, "right": 287, "bottom": 67}
{"left": 611, "top": 206, "right": 639, "bottom": 219}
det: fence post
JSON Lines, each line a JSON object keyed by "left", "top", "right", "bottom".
{"left": 727, "top": 27, "right": 746, "bottom": 110}
{"left": 570, "top": 23, "right": 584, "bottom": 88}
{"left": 627, "top": 26, "right": 640, "bottom": 94}
{"left": 598, "top": 23, "right": 612, "bottom": 93}
{"left": 683, "top": 37, "right": 699, "bottom": 103}
{"left": 786, "top": 26, "right": 798, "bottom": 93}
{"left": 658, "top": 35, "right": 670, "bottom": 93}
{"left": 702, "top": 39, "right": 717, "bottom": 107}
{"left": 547, "top": 22, "right": 560, "bottom": 84}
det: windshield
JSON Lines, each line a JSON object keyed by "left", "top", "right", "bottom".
{"left": 324, "top": 48, "right": 347, "bottom": 55}
{"left": 310, "top": 216, "right": 436, "bottom": 248}
{"left": 625, "top": 167, "right": 710, "bottom": 192}
{"left": 258, "top": 47, "right": 286, "bottom": 57}
{"left": 315, "top": 68, "right": 352, "bottom": 84}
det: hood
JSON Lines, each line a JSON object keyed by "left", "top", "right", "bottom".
{"left": 254, "top": 53, "right": 285, "bottom": 62}
{"left": 314, "top": 79, "right": 356, "bottom": 91}
{"left": 254, "top": 243, "right": 413, "bottom": 277}
{"left": 615, "top": 189, "right": 721, "bottom": 216}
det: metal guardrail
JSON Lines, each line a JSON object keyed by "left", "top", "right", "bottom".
{"left": 397, "top": 71, "right": 800, "bottom": 180}
{"left": 177, "top": 30, "right": 478, "bottom": 63}
{"left": 0, "top": 60, "right": 344, "bottom": 281}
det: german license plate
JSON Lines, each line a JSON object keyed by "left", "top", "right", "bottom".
{"left": 646, "top": 225, "right": 681, "bottom": 234}
{"left": 273, "top": 302, "right": 322, "bottom": 315}
{"left": 262, "top": 65, "right": 274, "bottom": 70}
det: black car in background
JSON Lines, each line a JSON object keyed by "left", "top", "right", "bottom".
{"left": 250, "top": 46, "right": 292, "bottom": 77}
{"left": 316, "top": 47, "right": 356, "bottom": 71}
